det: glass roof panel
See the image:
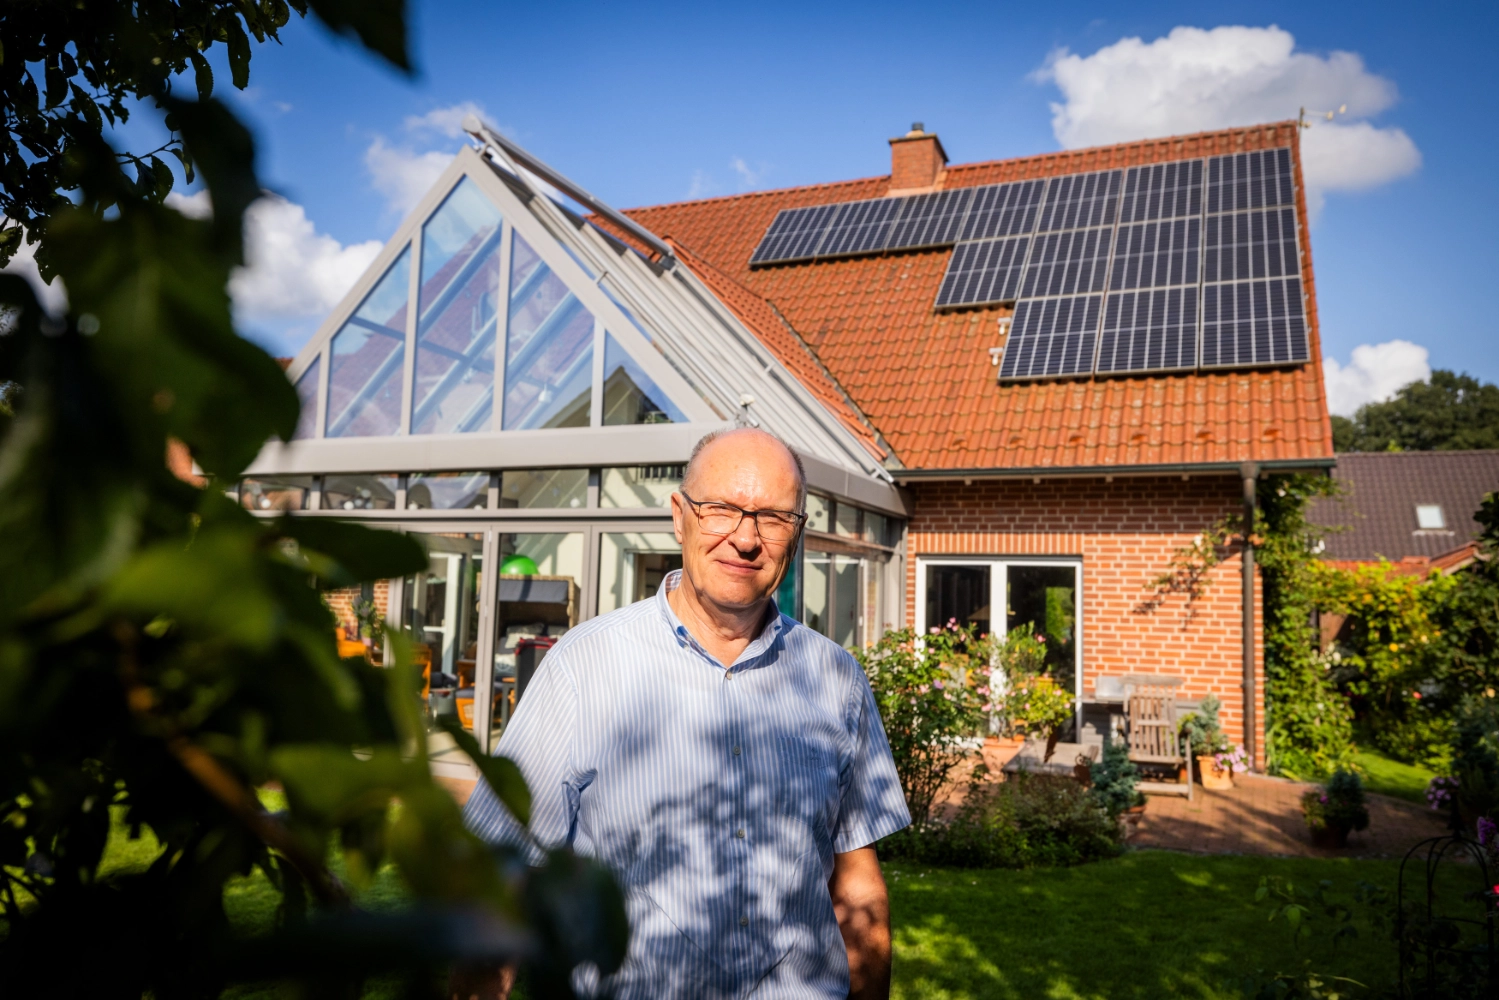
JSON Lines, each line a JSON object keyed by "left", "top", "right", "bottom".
{"left": 413, "top": 178, "right": 503, "bottom": 434}
{"left": 292, "top": 355, "right": 320, "bottom": 439}
{"left": 503, "top": 231, "right": 593, "bottom": 430}
{"left": 602, "top": 332, "right": 688, "bottom": 425}
{"left": 326, "top": 246, "right": 411, "bottom": 438}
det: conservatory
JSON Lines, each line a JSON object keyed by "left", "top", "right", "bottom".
{"left": 238, "top": 118, "right": 907, "bottom": 763}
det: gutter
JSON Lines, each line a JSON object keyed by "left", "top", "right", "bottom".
{"left": 890, "top": 457, "right": 1336, "bottom": 484}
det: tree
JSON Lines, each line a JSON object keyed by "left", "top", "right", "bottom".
{"left": 0, "top": 4, "right": 625, "bottom": 996}
{"left": 1335, "top": 370, "right": 1499, "bottom": 452}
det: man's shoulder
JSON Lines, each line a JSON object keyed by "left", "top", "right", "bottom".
{"left": 547, "top": 598, "right": 665, "bottom": 663}
{"left": 777, "top": 615, "right": 866, "bottom": 680}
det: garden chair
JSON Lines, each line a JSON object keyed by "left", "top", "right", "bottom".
{"left": 1126, "top": 683, "right": 1193, "bottom": 800}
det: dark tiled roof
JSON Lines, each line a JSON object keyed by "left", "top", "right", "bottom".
{"left": 620, "top": 122, "right": 1334, "bottom": 472}
{"left": 1310, "top": 451, "right": 1499, "bottom": 561}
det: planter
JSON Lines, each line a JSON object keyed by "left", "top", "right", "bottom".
{"left": 1309, "top": 823, "right": 1351, "bottom": 849}
{"left": 1198, "top": 754, "right": 1234, "bottom": 790}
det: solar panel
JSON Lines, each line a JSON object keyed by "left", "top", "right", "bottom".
{"left": 749, "top": 204, "right": 840, "bottom": 265}
{"left": 1202, "top": 208, "right": 1299, "bottom": 283}
{"left": 815, "top": 197, "right": 902, "bottom": 258}
{"left": 1036, "top": 170, "right": 1122, "bottom": 232}
{"left": 1206, "top": 148, "right": 1295, "bottom": 213}
{"left": 959, "top": 180, "right": 1046, "bottom": 241}
{"left": 1110, "top": 218, "right": 1201, "bottom": 290}
{"left": 1096, "top": 286, "right": 1199, "bottom": 373}
{"left": 1200, "top": 277, "right": 1309, "bottom": 368}
{"left": 934, "top": 236, "right": 1030, "bottom": 308}
{"left": 997, "top": 295, "right": 1102, "bottom": 380}
{"left": 1020, "top": 228, "right": 1112, "bottom": 298}
{"left": 1119, "top": 160, "right": 1203, "bottom": 222}
{"left": 887, "top": 188, "right": 974, "bottom": 249}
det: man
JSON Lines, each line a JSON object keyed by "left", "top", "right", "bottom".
{"left": 462, "top": 428, "right": 909, "bottom": 998}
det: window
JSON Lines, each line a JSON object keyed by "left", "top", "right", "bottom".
{"left": 597, "top": 532, "right": 681, "bottom": 615}
{"left": 292, "top": 357, "right": 320, "bottom": 439}
{"left": 601, "top": 332, "right": 687, "bottom": 425}
{"left": 1415, "top": 504, "right": 1446, "bottom": 530}
{"left": 503, "top": 232, "right": 593, "bottom": 430}
{"left": 600, "top": 466, "right": 681, "bottom": 508}
{"left": 917, "top": 557, "right": 1082, "bottom": 723}
{"left": 500, "top": 469, "right": 588, "bottom": 508}
{"left": 407, "top": 472, "right": 489, "bottom": 510}
{"left": 241, "top": 476, "right": 316, "bottom": 512}
{"left": 413, "top": 179, "right": 503, "bottom": 435}
{"left": 326, "top": 248, "right": 411, "bottom": 438}
{"left": 323, "top": 474, "right": 399, "bottom": 511}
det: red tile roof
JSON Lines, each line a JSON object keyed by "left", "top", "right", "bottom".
{"left": 621, "top": 122, "right": 1335, "bottom": 472}
{"left": 667, "top": 240, "right": 886, "bottom": 460}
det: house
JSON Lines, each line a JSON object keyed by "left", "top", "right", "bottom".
{"left": 244, "top": 116, "right": 1336, "bottom": 769}
{"left": 1310, "top": 450, "right": 1499, "bottom": 574}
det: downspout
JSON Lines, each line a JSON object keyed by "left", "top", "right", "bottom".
{"left": 1241, "top": 462, "right": 1259, "bottom": 771}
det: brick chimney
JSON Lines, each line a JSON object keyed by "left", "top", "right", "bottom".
{"left": 888, "top": 122, "right": 948, "bottom": 193}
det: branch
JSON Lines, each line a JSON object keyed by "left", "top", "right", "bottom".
{"left": 114, "top": 622, "right": 351, "bottom": 909}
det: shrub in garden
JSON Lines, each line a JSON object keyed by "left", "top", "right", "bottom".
{"left": 856, "top": 622, "right": 990, "bottom": 830}
{"left": 1089, "top": 738, "right": 1144, "bottom": 817}
{"left": 1180, "top": 694, "right": 1230, "bottom": 756}
{"left": 881, "top": 774, "right": 1122, "bottom": 869}
{"left": 1301, "top": 769, "right": 1371, "bottom": 844}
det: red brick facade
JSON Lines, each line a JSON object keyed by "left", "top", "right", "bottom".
{"left": 326, "top": 580, "right": 393, "bottom": 638}
{"left": 905, "top": 475, "right": 1266, "bottom": 767}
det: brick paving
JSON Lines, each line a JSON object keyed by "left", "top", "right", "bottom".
{"left": 1131, "top": 773, "right": 1449, "bottom": 858}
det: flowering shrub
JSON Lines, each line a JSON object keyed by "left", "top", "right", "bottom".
{"left": 1301, "top": 768, "right": 1370, "bottom": 833}
{"left": 1214, "top": 744, "right": 1250, "bottom": 774}
{"left": 856, "top": 621, "right": 991, "bottom": 830}
{"left": 1427, "top": 775, "right": 1459, "bottom": 811}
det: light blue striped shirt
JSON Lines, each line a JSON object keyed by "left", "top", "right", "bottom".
{"left": 463, "top": 570, "right": 909, "bottom": 998}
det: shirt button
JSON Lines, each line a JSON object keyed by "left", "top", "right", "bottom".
{"left": 735, "top": 827, "right": 745, "bottom": 839}
{"left": 732, "top": 746, "right": 742, "bottom": 756}
{"left": 739, "top": 916, "right": 749, "bottom": 927}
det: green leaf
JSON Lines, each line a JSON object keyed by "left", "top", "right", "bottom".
{"left": 225, "top": 17, "right": 253, "bottom": 89}
{"left": 0, "top": 225, "right": 21, "bottom": 270}
{"left": 271, "top": 744, "right": 422, "bottom": 826}
{"left": 276, "top": 516, "right": 428, "bottom": 585}
{"left": 438, "top": 716, "right": 532, "bottom": 827}
{"left": 305, "top": 0, "right": 413, "bottom": 71}
{"left": 163, "top": 97, "right": 259, "bottom": 267}
{"left": 188, "top": 52, "right": 214, "bottom": 100}
{"left": 167, "top": 146, "right": 195, "bottom": 186}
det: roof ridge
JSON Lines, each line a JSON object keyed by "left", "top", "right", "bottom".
{"left": 624, "top": 174, "right": 889, "bottom": 215}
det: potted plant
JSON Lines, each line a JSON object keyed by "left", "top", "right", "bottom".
{"left": 1301, "top": 769, "right": 1370, "bottom": 848}
{"left": 1000, "top": 673, "right": 1075, "bottom": 762}
{"left": 1179, "top": 695, "right": 1235, "bottom": 789}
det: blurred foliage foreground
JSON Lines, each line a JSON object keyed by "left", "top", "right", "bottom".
{"left": 0, "top": 8, "right": 625, "bottom": 998}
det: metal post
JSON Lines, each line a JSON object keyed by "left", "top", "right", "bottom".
{"left": 1241, "top": 462, "right": 1259, "bottom": 771}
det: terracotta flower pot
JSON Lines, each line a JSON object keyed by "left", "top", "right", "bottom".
{"left": 1198, "top": 754, "right": 1234, "bottom": 790}
{"left": 1309, "top": 823, "right": 1350, "bottom": 849}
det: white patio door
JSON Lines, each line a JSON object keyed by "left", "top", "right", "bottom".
{"left": 916, "top": 557, "right": 1084, "bottom": 732}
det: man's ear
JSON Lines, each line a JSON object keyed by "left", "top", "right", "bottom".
{"left": 669, "top": 491, "right": 687, "bottom": 545}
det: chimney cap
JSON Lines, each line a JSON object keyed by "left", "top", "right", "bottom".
{"left": 910, "top": 122, "right": 925, "bottom": 134}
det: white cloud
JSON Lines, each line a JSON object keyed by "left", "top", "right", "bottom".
{"left": 1037, "top": 25, "right": 1421, "bottom": 215}
{"left": 229, "top": 195, "right": 383, "bottom": 322}
{"left": 365, "top": 136, "right": 454, "bottom": 216}
{"left": 0, "top": 225, "right": 67, "bottom": 316}
{"left": 1323, "top": 339, "right": 1430, "bottom": 416}
{"left": 730, "top": 157, "right": 765, "bottom": 189}
{"left": 404, "top": 100, "right": 488, "bottom": 139}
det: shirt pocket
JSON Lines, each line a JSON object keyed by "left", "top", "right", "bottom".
{"left": 774, "top": 735, "right": 838, "bottom": 848}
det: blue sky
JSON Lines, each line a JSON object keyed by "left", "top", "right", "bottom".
{"left": 17, "top": 1, "right": 1495, "bottom": 415}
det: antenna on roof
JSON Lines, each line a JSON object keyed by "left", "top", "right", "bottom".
{"left": 461, "top": 113, "right": 676, "bottom": 269}
{"left": 1298, "top": 104, "right": 1348, "bottom": 129}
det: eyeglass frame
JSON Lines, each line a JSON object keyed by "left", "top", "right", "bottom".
{"left": 677, "top": 490, "right": 807, "bottom": 543}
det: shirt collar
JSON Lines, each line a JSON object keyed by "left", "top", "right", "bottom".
{"left": 655, "top": 569, "right": 786, "bottom": 670}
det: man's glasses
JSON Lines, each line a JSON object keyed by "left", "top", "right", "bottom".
{"left": 679, "top": 491, "right": 806, "bottom": 542}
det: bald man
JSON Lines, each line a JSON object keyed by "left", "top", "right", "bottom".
{"left": 462, "top": 428, "right": 909, "bottom": 999}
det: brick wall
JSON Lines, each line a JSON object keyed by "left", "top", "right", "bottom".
{"left": 889, "top": 134, "right": 946, "bottom": 191}
{"left": 906, "top": 475, "right": 1266, "bottom": 768}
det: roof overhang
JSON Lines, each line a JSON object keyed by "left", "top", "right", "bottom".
{"left": 890, "top": 457, "right": 1337, "bottom": 485}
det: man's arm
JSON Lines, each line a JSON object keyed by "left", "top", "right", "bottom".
{"left": 829, "top": 846, "right": 891, "bottom": 1000}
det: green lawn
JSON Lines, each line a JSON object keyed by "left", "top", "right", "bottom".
{"left": 95, "top": 808, "right": 1436, "bottom": 999}
{"left": 887, "top": 852, "right": 1416, "bottom": 1000}
{"left": 1354, "top": 747, "right": 1438, "bottom": 805}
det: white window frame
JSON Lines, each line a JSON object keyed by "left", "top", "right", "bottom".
{"left": 915, "top": 556, "right": 1085, "bottom": 733}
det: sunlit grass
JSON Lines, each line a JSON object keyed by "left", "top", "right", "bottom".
{"left": 1354, "top": 747, "right": 1438, "bottom": 805}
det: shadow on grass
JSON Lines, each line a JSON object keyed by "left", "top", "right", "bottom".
{"left": 886, "top": 850, "right": 1415, "bottom": 1000}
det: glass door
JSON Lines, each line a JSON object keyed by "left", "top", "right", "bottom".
{"left": 489, "top": 532, "right": 586, "bottom": 744}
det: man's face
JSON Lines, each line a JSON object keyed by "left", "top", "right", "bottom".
{"left": 670, "top": 432, "right": 802, "bottom": 613}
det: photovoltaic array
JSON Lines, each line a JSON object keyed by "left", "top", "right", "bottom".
{"left": 747, "top": 146, "right": 1310, "bottom": 380}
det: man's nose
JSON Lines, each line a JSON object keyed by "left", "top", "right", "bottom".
{"left": 728, "top": 514, "right": 762, "bottom": 552}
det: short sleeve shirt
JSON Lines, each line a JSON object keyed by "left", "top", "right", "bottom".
{"left": 463, "top": 571, "right": 910, "bottom": 998}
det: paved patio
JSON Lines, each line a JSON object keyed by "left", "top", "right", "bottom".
{"left": 1130, "top": 774, "right": 1449, "bottom": 858}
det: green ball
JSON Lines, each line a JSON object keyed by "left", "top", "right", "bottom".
{"left": 500, "top": 554, "right": 540, "bottom": 576}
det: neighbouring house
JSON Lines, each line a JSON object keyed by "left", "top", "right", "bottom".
{"left": 242, "top": 115, "right": 1335, "bottom": 771}
{"left": 1310, "top": 450, "right": 1499, "bottom": 575}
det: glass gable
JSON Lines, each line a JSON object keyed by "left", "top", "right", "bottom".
{"left": 327, "top": 247, "right": 411, "bottom": 438}
{"left": 293, "top": 356, "right": 320, "bottom": 439}
{"left": 414, "top": 179, "right": 503, "bottom": 435}
{"left": 602, "top": 332, "right": 687, "bottom": 425}
{"left": 503, "top": 232, "right": 593, "bottom": 430}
